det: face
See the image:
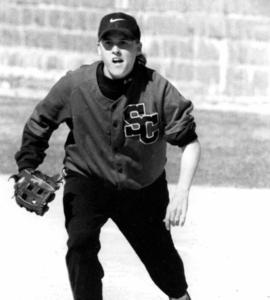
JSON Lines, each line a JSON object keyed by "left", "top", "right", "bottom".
{"left": 97, "top": 32, "right": 142, "bottom": 79}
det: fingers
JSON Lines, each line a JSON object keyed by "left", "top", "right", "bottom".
{"left": 179, "top": 209, "right": 187, "bottom": 226}
{"left": 164, "top": 206, "right": 185, "bottom": 231}
{"left": 179, "top": 202, "right": 188, "bottom": 226}
{"left": 175, "top": 207, "right": 182, "bottom": 226}
{"left": 164, "top": 209, "right": 171, "bottom": 231}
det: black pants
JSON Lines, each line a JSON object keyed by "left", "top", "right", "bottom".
{"left": 63, "top": 171, "right": 188, "bottom": 300}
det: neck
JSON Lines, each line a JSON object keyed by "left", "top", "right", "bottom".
{"left": 96, "top": 62, "right": 133, "bottom": 100}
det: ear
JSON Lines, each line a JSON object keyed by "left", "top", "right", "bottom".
{"left": 136, "top": 42, "right": 142, "bottom": 55}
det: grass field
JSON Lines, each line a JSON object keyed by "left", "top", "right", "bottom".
{"left": 1, "top": 96, "right": 270, "bottom": 188}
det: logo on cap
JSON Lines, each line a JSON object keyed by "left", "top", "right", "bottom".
{"left": 110, "top": 18, "right": 125, "bottom": 23}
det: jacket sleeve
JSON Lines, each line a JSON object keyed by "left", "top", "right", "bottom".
{"left": 163, "top": 81, "right": 198, "bottom": 147}
{"left": 15, "top": 73, "right": 71, "bottom": 171}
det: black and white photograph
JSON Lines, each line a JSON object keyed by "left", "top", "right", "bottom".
{"left": 0, "top": 0, "right": 270, "bottom": 299}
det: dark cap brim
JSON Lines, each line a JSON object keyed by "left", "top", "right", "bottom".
{"left": 99, "top": 28, "right": 137, "bottom": 40}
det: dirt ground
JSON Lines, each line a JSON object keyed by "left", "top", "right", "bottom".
{"left": 1, "top": 176, "right": 270, "bottom": 300}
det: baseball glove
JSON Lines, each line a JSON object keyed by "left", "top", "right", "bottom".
{"left": 10, "top": 169, "right": 62, "bottom": 216}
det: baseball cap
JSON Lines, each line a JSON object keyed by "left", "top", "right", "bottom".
{"left": 98, "top": 12, "right": 141, "bottom": 41}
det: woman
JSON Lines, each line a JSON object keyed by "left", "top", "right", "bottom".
{"left": 15, "top": 12, "right": 201, "bottom": 300}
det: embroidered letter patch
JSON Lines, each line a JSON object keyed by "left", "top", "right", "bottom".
{"left": 124, "top": 104, "right": 159, "bottom": 144}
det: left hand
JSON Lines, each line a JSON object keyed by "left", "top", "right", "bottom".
{"left": 163, "top": 188, "right": 189, "bottom": 231}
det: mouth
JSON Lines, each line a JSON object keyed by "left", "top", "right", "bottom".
{"left": 112, "top": 57, "right": 124, "bottom": 64}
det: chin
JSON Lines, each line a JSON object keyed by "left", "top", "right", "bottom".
{"left": 105, "top": 63, "right": 133, "bottom": 79}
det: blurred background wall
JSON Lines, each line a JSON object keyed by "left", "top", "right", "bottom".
{"left": 0, "top": 0, "right": 269, "bottom": 109}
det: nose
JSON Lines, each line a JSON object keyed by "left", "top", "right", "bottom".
{"left": 112, "top": 44, "right": 121, "bottom": 55}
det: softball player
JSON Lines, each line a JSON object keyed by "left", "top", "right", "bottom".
{"left": 15, "top": 12, "right": 201, "bottom": 300}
